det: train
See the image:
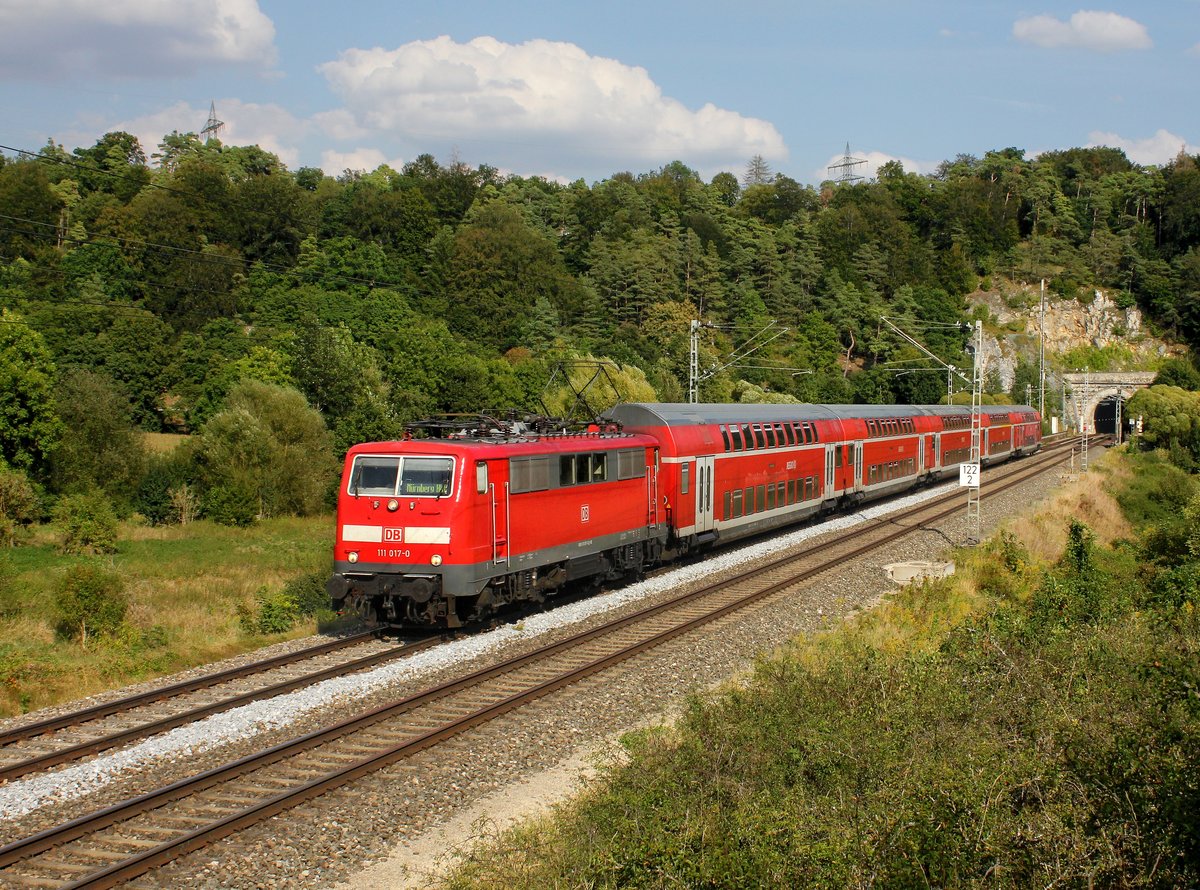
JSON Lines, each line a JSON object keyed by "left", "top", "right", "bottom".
{"left": 326, "top": 402, "right": 1041, "bottom": 628}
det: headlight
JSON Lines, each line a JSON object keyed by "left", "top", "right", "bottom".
{"left": 387, "top": 499, "right": 399, "bottom": 512}
{"left": 348, "top": 551, "right": 359, "bottom": 564}
{"left": 431, "top": 554, "right": 443, "bottom": 566}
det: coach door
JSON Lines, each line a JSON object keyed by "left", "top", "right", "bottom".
{"left": 852, "top": 442, "right": 864, "bottom": 492}
{"left": 694, "top": 456, "right": 715, "bottom": 533}
{"left": 824, "top": 444, "right": 837, "bottom": 500}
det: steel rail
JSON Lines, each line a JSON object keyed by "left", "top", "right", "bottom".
{"left": 0, "top": 631, "right": 380, "bottom": 748}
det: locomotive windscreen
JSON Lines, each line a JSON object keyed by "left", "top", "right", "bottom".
{"left": 349, "top": 455, "right": 454, "bottom": 497}
{"left": 399, "top": 457, "right": 453, "bottom": 496}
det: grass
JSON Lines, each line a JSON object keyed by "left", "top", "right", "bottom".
{"left": 140, "top": 432, "right": 189, "bottom": 454}
{"left": 436, "top": 448, "right": 1200, "bottom": 889}
{"left": 0, "top": 514, "right": 334, "bottom": 717}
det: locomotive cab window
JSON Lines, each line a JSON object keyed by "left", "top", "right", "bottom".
{"left": 399, "top": 457, "right": 453, "bottom": 496}
{"left": 349, "top": 456, "right": 401, "bottom": 496}
{"left": 351, "top": 455, "right": 454, "bottom": 497}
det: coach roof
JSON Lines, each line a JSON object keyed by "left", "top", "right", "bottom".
{"left": 606, "top": 402, "right": 979, "bottom": 429}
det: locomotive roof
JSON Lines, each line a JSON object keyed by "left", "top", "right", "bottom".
{"left": 606, "top": 402, "right": 1035, "bottom": 428}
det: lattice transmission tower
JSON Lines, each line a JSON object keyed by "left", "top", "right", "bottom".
{"left": 201, "top": 101, "right": 225, "bottom": 143}
{"left": 827, "top": 142, "right": 866, "bottom": 185}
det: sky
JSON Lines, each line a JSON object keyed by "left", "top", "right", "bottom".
{"left": 0, "top": 1, "right": 1197, "bottom": 187}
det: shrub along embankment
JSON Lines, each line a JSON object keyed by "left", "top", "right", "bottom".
{"left": 443, "top": 449, "right": 1200, "bottom": 889}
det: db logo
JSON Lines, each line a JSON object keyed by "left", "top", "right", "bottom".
{"left": 383, "top": 528, "right": 404, "bottom": 542}
{"left": 580, "top": 504, "right": 590, "bottom": 523}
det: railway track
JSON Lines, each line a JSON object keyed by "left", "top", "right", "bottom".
{"left": 0, "top": 438, "right": 1084, "bottom": 888}
{"left": 0, "top": 631, "right": 449, "bottom": 785}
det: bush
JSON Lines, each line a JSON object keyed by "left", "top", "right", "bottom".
{"left": 282, "top": 570, "right": 330, "bottom": 617}
{"left": 0, "top": 465, "right": 39, "bottom": 546}
{"left": 53, "top": 489, "right": 119, "bottom": 555}
{"left": 0, "top": 551, "right": 15, "bottom": 619}
{"left": 238, "top": 586, "right": 299, "bottom": 635}
{"left": 135, "top": 451, "right": 195, "bottom": 525}
{"left": 203, "top": 483, "right": 258, "bottom": 527}
{"left": 193, "top": 381, "right": 336, "bottom": 521}
{"left": 54, "top": 562, "right": 128, "bottom": 642}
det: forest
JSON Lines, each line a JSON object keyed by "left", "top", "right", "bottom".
{"left": 1, "top": 131, "right": 1200, "bottom": 531}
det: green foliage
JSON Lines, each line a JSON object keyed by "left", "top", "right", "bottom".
{"left": 1127, "top": 385, "right": 1200, "bottom": 465}
{"left": 282, "top": 570, "right": 331, "bottom": 617}
{"left": 238, "top": 585, "right": 300, "bottom": 635}
{"left": 0, "top": 464, "right": 40, "bottom": 546}
{"left": 54, "top": 562, "right": 128, "bottom": 642}
{"left": 49, "top": 370, "right": 147, "bottom": 509}
{"left": 192, "top": 380, "right": 336, "bottom": 522}
{"left": 1154, "top": 356, "right": 1200, "bottom": 390}
{"left": 0, "top": 309, "right": 64, "bottom": 473}
{"left": 134, "top": 450, "right": 196, "bottom": 525}
{"left": 53, "top": 489, "right": 119, "bottom": 555}
{"left": 0, "top": 550, "right": 16, "bottom": 618}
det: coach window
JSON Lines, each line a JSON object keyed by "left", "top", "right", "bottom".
{"left": 720, "top": 425, "right": 732, "bottom": 452}
{"left": 751, "top": 424, "right": 764, "bottom": 449}
{"left": 775, "top": 481, "right": 786, "bottom": 506}
{"left": 774, "top": 423, "right": 786, "bottom": 446}
{"left": 723, "top": 491, "right": 732, "bottom": 520}
{"left": 782, "top": 423, "right": 794, "bottom": 446}
{"left": 744, "top": 486, "right": 754, "bottom": 513}
{"left": 766, "top": 484, "right": 775, "bottom": 510}
{"left": 730, "top": 425, "right": 744, "bottom": 451}
{"left": 732, "top": 489, "right": 743, "bottom": 518}
{"left": 764, "top": 425, "right": 777, "bottom": 448}
{"left": 741, "top": 424, "right": 754, "bottom": 449}
{"left": 559, "top": 455, "right": 576, "bottom": 486}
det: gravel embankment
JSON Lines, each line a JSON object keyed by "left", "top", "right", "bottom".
{"left": 0, "top": 457, "right": 1081, "bottom": 888}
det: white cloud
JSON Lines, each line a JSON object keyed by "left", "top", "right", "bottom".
{"left": 0, "top": 0, "right": 277, "bottom": 79}
{"left": 1087, "top": 129, "right": 1197, "bottom": 165}
{"left": 814, "top": 149, "right": 939, "bottom": 185}
{"left": 107, "top": 99, "right": 305, "bottom": 168}
{"left": 321, "top": 148, "right": 405, "bottom": 176}
{"left": 317, "top": 35, "right": 786, "bottom": 179}
{"left": 1013, "top": 10, "right": 1151, "bottom": 52}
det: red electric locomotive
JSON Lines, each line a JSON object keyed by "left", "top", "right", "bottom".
{"left": 327, "top": 403, "right": 1040, "bottom": 627}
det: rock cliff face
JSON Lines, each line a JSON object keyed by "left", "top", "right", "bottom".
{"left": 971, "top": 286, "right": 1174, "bottom": 392}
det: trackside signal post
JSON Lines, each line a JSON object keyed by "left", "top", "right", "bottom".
{"left": 964, "top": 320, "right": 983, "bottom": 545}
{"left": 881, "top": 316, "right": 983, "bottom": 545}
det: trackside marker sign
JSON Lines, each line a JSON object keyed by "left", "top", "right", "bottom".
{"left": 959, "top": 463, "right": 980, "bottom": 488}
